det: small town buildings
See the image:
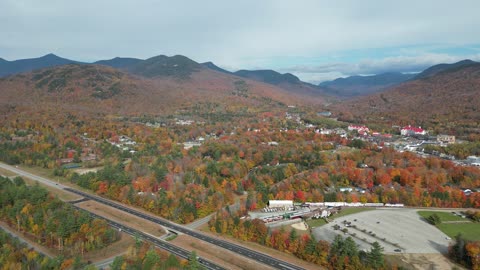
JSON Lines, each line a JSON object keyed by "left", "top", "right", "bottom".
{"left": 437, "top": 135, "right": 455, "bottom": 144}
{"left": 339, "top": 187, "right": 353, "bottom": 192}
{"left": 348, "top": 125, "right": 370, "bottom": 134}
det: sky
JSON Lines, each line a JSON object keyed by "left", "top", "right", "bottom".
{"left": 1, "top": 0, "right": 480, "bottom": 83}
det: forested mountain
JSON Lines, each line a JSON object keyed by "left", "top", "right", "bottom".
{"left": 0, "top": 53, "right": 80, "bottom": 77}
{"left": 332, "top": 63, "right": 480, "bottom": 135}
{"left": 201, "top": 61, "right": 233, "bottom": 74}
{"left": 94, "top": 57, "right": 143, "bottom": 68}
{"left": 413, "top": 59, "right": 480, "bottom": 80}
{"left": 0, "top": 63, "right": 326, "bottom": 120}
{"left": 319, "top": 72, "right": 414, "bottom": 97}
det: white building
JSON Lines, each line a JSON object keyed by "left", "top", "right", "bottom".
{"left": 268, "top": 200, "right": 294, "bottom": 209}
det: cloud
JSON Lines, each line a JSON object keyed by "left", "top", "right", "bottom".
{"left": 284, "top": 53, "right": 480, "bottom": 83}
{"left": 1, "top": 0, "right": 480, "bottom": 84}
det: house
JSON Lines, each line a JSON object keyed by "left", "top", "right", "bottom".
{"left": 437, "top": 135, "right": 455, "bottom": 144}
{"left": 348, "top": 125, "right": 370, "bottom": 133}
{"left": 339, "top": 187, "right": 353, "bottom": 192}
{"left": 401, "top": 125, "right": 426, "bottom": 136}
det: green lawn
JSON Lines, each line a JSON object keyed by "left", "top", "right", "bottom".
{"left": 417, "top": 211, "right": 466, "bottom": 222}
{"left": 306, "top": 218, "right": 327, "bottom": 228}
{"left": 437, "top": 223, "right": 480, "bottom": 241}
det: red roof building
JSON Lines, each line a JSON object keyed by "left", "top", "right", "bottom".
{"left": 401, "top": 125, "right": 426, "bottom": 136}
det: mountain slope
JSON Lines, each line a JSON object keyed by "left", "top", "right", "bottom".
{"left": 0, "top": 63, "right": 327, "bottom": 119}
{"left": 0, "top": 54, "right": 80, "bottom": 77}
{"left": 126, "top": 55, "right": 203, "bottom": 79}
{"left": 413, "top": 59, "right": 480, "bottom": 80}
{"left": 319, "top": 72, "right": 414, "bottom": 97}
{"left": 229, "top": 69, "right": 329, "bottom": 98}
{"left": 332, "top": 64, "right": 480, "bottom": 134}
{"left": 201, "top": 62, "right": 232, "bottom": 74}
{"left": 234, "top": 69, "right": 301, "bottom": 85}
{"left": 94, "top": 57, "right": 143, "bottom": 68}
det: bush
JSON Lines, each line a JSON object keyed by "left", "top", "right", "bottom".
{"left": 427, "top": 214, "right": 441, "bottom": 225}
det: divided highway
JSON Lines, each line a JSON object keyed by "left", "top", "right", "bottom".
{"left": 65, "top": 188, "right": 305, "bottom": 270}
{"left": 70, "top": 205, "right": 225, "bottom": 270}
{"left": 0, "top": 163, "right": 305, "bottom": 270}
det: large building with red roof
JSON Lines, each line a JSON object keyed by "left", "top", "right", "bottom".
{"left": 401, "top": 125, "right": 426, "bottom": 136}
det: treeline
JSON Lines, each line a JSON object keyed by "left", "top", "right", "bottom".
{"left": 110, "top": 241, "right": 204, "bottom": 270}
{"left": 208, "top": 210, "right": 386, "bottom": 269}
{"left": 0, "top": 228, "right": 70, "bottom": 270}
{"left": 0, "top": 176, "right": 119, "bottom": 256}
{"left": 449, "top": 234, "right": 480, "bottom": 270}
{"left": 424, "top": 141, "right": 480, "bottom": 159}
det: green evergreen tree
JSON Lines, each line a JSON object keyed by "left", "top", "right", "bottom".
{"left": 368, "top": 241, "right": 384, "bottom": 269}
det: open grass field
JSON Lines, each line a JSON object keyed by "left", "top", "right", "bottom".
{"left": 418, "top": 211, "right": 467, "bottom": 222}
{"left": 437, "top": 223, "right": 480, "bottom": 241}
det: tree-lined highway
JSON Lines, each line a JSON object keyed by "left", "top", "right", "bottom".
{"left": 70, "top": 204, "right": 225, "bottom": 270}
{"left": 65, "top": 188, "right": 305, "bottom": 270}
{"left": 0, "top": 163, "right": 305, "bottom": 270}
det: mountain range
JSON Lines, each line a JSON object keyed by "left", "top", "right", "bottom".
{"left": 0, "top": 53, "right": 407, "bottom": 98}
{"left": 331, "top": 60, "right": 480, "bottom": 134}
{"left": 319, "top": 72, "right": 415, "bottom": 97}
{"left": 1, "top": 53, "right": 479, "bottom": 134}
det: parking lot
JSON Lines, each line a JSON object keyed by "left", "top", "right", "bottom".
{"left": 312, "top": 208, "right": 451, "bottom": 254}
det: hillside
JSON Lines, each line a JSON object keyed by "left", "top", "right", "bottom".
{"left": 0, "top": 64, "right": 326, "bottom": 120}
{"left": 414, "top": 59, "right": 480, "bottom": 80}
{"left": 331, "top": 64, "right": 480, "bottom": 135}
{"left": 125, "top": 55, "right": 203, "bottom": 79}
{"left": 94, "top": 57, "right": 143, "bottom": 68}
{"left": 0, "top": 54, "right": 80, "bottom": 77}
{"left": 319, "top": 72, "right": 414, "bottom": 97}
{"left": 201, "top": 61, "right": 232, "bottom": 74}
{"left": 228, "top": 69, "right": 328, "bottom": 98}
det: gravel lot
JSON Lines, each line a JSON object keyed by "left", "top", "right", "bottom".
{"left": 312, "top": 208, "right": 451, "bottom": 254}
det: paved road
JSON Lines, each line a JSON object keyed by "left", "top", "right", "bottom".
{"left": 66, "top": 188, "right": 304, "bottom": 270}
{"left": 1, "top": 163, "right": 305, "bottom": 270}
{"left": 0, "top": 163, "right": 68, "bottom": 190}
{"left": 71, "top": 205, "right": 225, "bottom": 270}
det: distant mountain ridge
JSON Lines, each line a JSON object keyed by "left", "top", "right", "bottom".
{"left": 94, "top": 57, "right": 143, "bottom": 68}
{"left": 413, "top": 59, "right": 480, "bottom": 80}
{"left": 0, "top": 54, "right": 81, "bottom": 77}
{"left": 331, "top": 62, "right": 480, "bottom": 134}
{"left": 1, "top": 54, "right": 478, "bottom": 100}
{"left": 201, "top": 62, "right": 232, "bottom": 74}
{"left": 126, "top": 55, "right": 202, "bottom": 78}
{"left": 319, "top": 72, "right": 415, "bottom": 97}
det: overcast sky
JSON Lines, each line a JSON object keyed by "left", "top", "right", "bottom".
{"left": 1, "top": 0, "right": 480, "bottom": 82}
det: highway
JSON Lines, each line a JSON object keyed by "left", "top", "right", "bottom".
{"left": 71, "top": 204, "right": 225, "bottom": 270}
{"left": 65, "top": 188, "right": 305, "bottom": 270}
{"left": 0, "top": 163, "right": 305, "bottom": 270}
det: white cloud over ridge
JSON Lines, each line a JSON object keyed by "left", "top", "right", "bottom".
{"left": 285, "top": 53, "right": 480, "bottom": 83}
{"left": 1, "top": 0, "right": 480, "bottom": 83}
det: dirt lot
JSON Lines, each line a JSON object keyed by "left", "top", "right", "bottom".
{"left": 77, "top": 201, "right": 165, "bottom": 238}
{"left": 387, "top": 253, "right": 466, "bottom": 270}
{"left": 313, "top": 208, "right": 451, "bottom": 254}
